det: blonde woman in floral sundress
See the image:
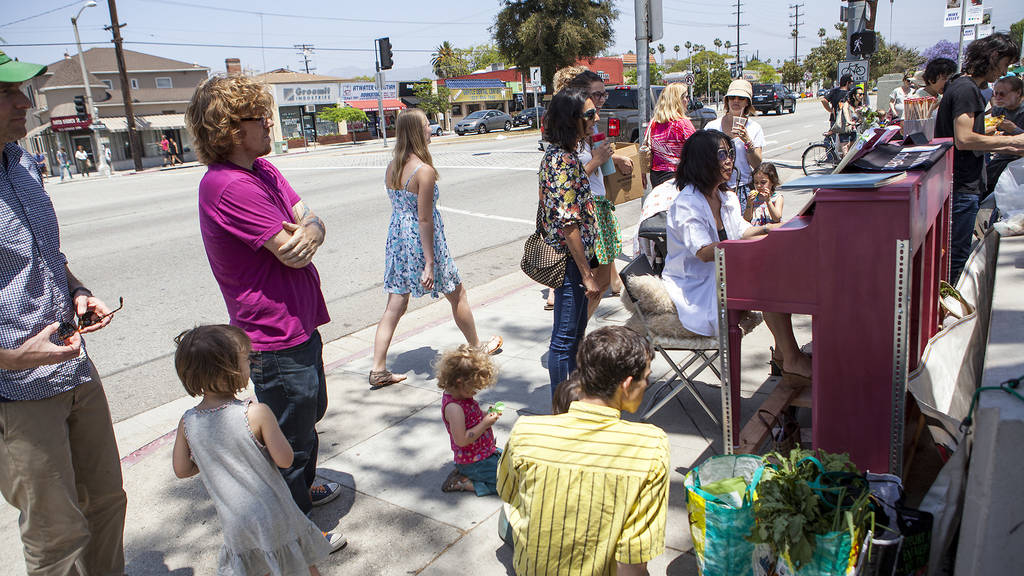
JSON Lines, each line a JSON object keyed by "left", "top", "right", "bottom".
{"left": 369, "top": 109, "right": 501, "bottom": 387}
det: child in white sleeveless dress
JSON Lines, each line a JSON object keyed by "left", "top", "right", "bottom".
{"left": 171, "top": 325, "right": 344, "bottom": 575}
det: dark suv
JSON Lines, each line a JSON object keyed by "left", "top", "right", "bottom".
{"left": 598, "top": 85, "right": 718, "bottom": 144}
{"left": 752, "top": 83, "right": 796, "bottom": 115}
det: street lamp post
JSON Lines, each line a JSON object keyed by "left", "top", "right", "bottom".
{"left": 71, "top": 1, "right": 110, "bottom": 177}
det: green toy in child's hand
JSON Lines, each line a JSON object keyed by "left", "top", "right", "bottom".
{"left": 488, "top": 401, "right": 505, "bottom": 414}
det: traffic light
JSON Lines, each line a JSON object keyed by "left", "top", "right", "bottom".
{"left": 378, "top": 37, "right": 393, "bottom": 70}
{"left": 73, "top": 95, "right": 88, "bottom": 121}
{"left": 850, "top": 31, "right": 876, "bottom": 56}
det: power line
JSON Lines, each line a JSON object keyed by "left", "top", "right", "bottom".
{"left": 0, "top": 1, "right": 82, "bottom": 28}
{"left": 295, "top": 44, "right": 315, "bottom": 74}
{"left": 0, "top": 40, "right": 435, "bottom": 53}
{"left": 135, "top": 0, "right": 488, "bottom": 26}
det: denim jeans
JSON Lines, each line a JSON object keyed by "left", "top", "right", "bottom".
{"left": 249, "top": 331, "right": 328, "bottom": 513}
{"left": 950, "top": 193, "right": 980, "bottom": 285}
{"left": 548, "top": 259, "right": 589, "bottom": 398}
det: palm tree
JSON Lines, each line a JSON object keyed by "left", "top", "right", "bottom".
{"left": 431, "top": 41, "right": 459, "bottom": 78}
{"left": 818, "top": 27, "right": 827, "bottom": 46}
{"left": 657, "top": 43, "right": 666, "bottom": 65}
{"left": 714, "top": 38, "right": 723, "bottom": 54}
{"left": 674, "top": 44, "right": 680, "bottom": 63}
{"left": 685, "top": 41, "right": 692, "bottom": 70}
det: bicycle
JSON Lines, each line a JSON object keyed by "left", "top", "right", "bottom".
{"left": 801, "top": 132, "right": 841, "bottom": 176}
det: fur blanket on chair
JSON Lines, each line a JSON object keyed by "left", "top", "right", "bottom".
{"left": 620, "top": 275, "right": 762, "bottom": 338}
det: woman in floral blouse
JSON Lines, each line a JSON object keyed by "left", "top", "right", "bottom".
{"left": 538, "top": 87, "right": 601, "bottom": 397}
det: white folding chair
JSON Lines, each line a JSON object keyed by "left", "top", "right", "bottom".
{"left": 619, "top": 255, "right": 721, "bottom": 423}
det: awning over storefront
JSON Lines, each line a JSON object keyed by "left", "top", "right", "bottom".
{"left": 101, "top": 113, "right": 186, "bottom": 132}
{"left": 343, "top": 99, "right": 407, "bottom": 112}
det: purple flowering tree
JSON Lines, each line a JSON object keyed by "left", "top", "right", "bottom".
{"left": 921, "top": 40, "right": 959, "bottom": 67}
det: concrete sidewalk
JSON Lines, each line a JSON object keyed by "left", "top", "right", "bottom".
{"left": 0, "top": 228, "right": 791, "bottom": 575}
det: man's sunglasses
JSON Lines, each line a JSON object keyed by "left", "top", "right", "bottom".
{"left": 240, "top": 116, "right": 269, "bottom": 124}
{"left": 58, "top": 297, "right": 124, "bottom": 340}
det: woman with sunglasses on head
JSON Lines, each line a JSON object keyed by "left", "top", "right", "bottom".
{"left": 646, "top": 82, "right": 696, "bottom": 189}
{"left": 568, "top": 70, "right": 632, "bottom": 315}
{"left": 369, "top": 108, "right": 502, "bottom": 388}
{"left": 663, "top": 130, "right": 812, "bottom": 382}
{"left": 537, "top": 87, "right": 601, "bottom": 398}
{"left": 706, "top": 80, "right": 765, "bottom": 214}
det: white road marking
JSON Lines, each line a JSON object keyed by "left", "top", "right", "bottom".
{"left": 771, "top": 129, "right": 792, "bottom": 136}
{"left": 764, "top": 137, "right": 815, "bottom": 156}
{"left": 803, "top": 124, "right": 814, "bottom": 128}
{"left": 437, "top": 205, "right": 534, "bottom": 225}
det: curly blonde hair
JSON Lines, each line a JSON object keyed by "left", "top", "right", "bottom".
{"left": 553, "top": 65, "right": 588, "bottom": 93}
{"left": 435, "top": 344, "right": 497, "bottom": 395}
{"left": 185, "top": 76, "right": 274, "bottom": 165}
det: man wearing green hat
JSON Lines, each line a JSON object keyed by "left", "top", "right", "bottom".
{"left": 0, "top": 51, "right": 126, "bottom": 576}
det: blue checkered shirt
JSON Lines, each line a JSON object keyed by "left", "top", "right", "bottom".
{"left": 0, "top": 143, "right": 91, "bottom": 401}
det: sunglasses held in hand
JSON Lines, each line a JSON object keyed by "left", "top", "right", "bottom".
{"left": 58, "top": 297, "right": 124, "bottom": 341}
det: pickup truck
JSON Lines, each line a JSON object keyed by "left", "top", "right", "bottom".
{"left": 598, "top": 84, "right": 718, "bottom": 144}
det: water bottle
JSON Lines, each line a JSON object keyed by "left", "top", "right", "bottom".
{"left": 592, "top": 133, "right": 616, "bottom": 176}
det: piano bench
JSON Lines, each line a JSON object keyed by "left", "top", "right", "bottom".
{"left": 737, "top": 376, "right": 810, "bottom": 454}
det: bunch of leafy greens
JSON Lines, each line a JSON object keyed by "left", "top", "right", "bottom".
{"left": 748, "top": 448, "right": 873, "bottom": 568}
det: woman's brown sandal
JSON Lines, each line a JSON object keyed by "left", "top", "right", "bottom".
{"left": 441, "top": 470, "right": 475, "bottom": 493}
{"left": 369, "top": 369, "right": 406, "bottom": 388}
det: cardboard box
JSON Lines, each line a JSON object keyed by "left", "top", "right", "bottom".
{"left": 603, "top": 142, "right": 644, "bottom": 205}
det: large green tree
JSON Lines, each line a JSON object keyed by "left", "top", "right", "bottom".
{"left": 491, "top": 0, "right": 617, "bottom": 90}
{"left": 1012, "top": 19, "right": 1024, "bottom": 51}
{"left": 744, "top": 59, "right": 779, "bottom": 83}
{"left": 317, "top": 106, "right": 368, "bottom": 125}
{"left": 459, "top": 43, "right": 506, "bottom": 72}
{"left": 873, "top": 42, "right": 924, "bottom": 77}
{"left": 431, "top": 41, "right": 468, "bottom": 78}
{"left": 412, "top": 82, "right": 453, "bottom": 121}
{"left": 780, "top": 60, "right": 803, "bottom": 86}
{"left": 689, "top": 50, "right": 730, "bottom": 101}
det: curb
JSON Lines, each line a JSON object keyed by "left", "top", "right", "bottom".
{"left": 115, "top": 223, "right": 639, "bottom": 468}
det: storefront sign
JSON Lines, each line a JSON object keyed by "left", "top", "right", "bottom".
{"left": 341, "top": 82, "right": 397, "bottom": 100}
{"left": 276, "top": 83, "right": 338, "bottom": 106}
{"left": 451, "top": 87, "right": 510, "bottom": 103}
{"left": 51, "top": 115, "right": 92, "bottom": 132}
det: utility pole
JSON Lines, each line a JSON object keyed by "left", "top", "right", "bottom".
{"left": 634, "top": 0, "right": 650, "bottom": 138}
{"left": 295, "top": 44, "right": 315, "bottom": 74}
{"left": 790, "top": 3, "right": 805, "bottom": 64}
{"left": 105, "top": 0, "right": 141, "bottom": 172}
{"left": 728, "top": 0, "right": 747, "bottom": 66}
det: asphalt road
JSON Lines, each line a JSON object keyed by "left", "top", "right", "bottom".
{"left": 46, "top": 102, "right": 831, "bottom": 422}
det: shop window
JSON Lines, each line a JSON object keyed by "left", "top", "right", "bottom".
{"left": 155, "top": 77, "right": 173, "bottom": 89}
{"left": 450, "top": 104, "right": 462, "bottom": 116}
{"left": 130, "top": 78, "right": 139, "bottom": 90}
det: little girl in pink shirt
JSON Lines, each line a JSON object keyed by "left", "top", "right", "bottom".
{"left": 437, "top": 344, "right": 502, "bottom": 495}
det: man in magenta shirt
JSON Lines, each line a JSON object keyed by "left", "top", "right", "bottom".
{"left": 186, "top": 76, "right": 341, "bottom": 516}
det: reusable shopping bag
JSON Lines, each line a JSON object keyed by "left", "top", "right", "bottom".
{"left": 684, "top": 454, "right": 767, "bottom": 576}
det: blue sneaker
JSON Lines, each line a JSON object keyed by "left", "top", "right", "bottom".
{"left": 311, "top": 481, "right": 341, "bottom": 506}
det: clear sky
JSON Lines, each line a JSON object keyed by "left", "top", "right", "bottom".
{"left": 2, "top": 0, "right": 1022, "bottom": 79}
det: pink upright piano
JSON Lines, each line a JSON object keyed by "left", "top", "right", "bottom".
{"left": 715, "top": 143, "right": 953, "bottom": 473}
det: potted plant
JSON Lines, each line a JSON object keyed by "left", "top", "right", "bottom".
{"left": 748, "top": 448, "right": 874, "bottom": 576}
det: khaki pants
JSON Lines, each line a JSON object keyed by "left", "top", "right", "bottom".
{"left": 0, "top": 367, "right": 126, "bottom": 576}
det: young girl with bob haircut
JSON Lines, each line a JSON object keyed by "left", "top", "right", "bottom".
{"left": 437, "top": 344, "right": 502, "bottom": 495}
{"left": 743, "top": 162, "right": 784, "bottom": 226}
{"left": 370, "top": 108, "right": 502, "bottom": 387}
{"left": 171, "top": 325, "right": 344, "bottom": 576}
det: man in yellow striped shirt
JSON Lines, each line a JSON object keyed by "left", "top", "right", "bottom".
{"left": 498, "top": 326, "right": 670, "bottom": 575}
